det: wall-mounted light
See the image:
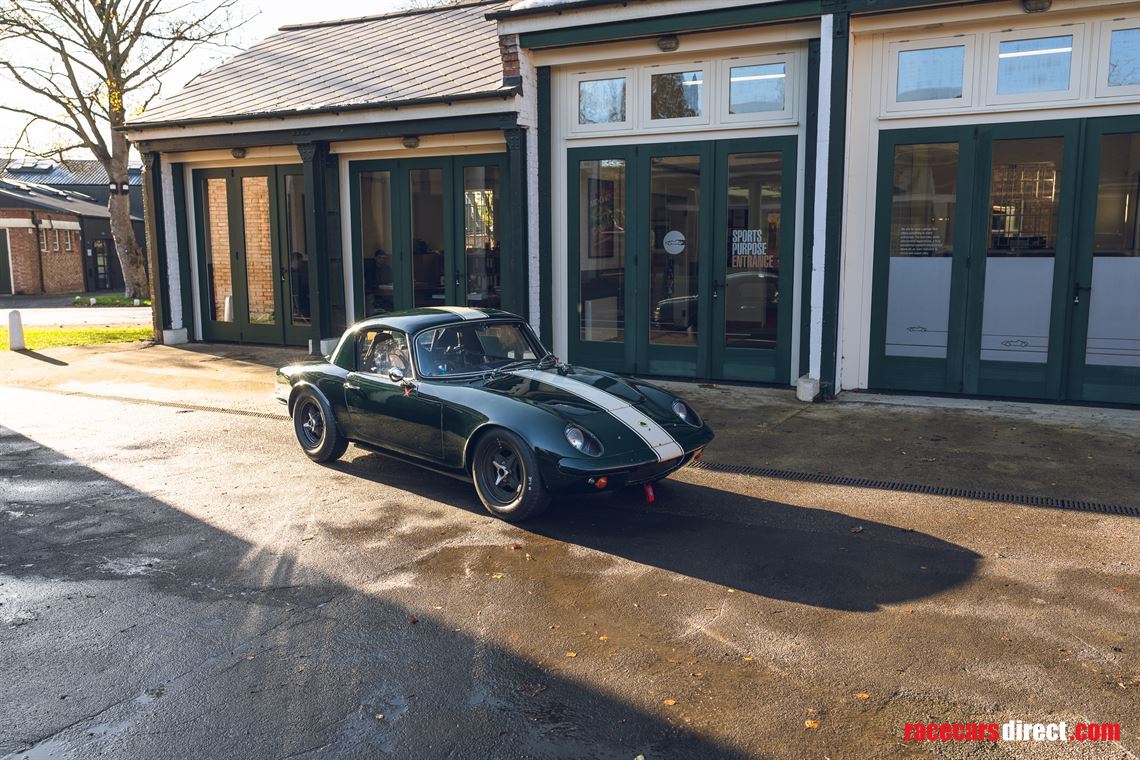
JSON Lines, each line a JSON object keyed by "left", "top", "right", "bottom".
{"left": 402, "top": 135, "right": 421, "bottom": 149}
{"left": 1020, "top": 0, "right": 1051, "bottom": 11}
{"left": 657, "top": 35, "right": 680, "bottom": 53}
{"left": 231, "top": 147, "right": 247, "bottom": 159}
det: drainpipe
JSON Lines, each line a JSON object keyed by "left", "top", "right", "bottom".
{"left": 799, "top": 14, "right": 834, "bottom": 403}
{"left": 30, "top": 211, "right": 46, "bottom": 294}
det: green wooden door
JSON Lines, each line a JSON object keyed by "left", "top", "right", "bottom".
{"left": 194, "top": 167, "right": 290, "bottom": 344}
{"left": 568, "top": 139, "right": 796, "bottom": 382}
{"left": 871, "top": 117, "right": 1136, "bottom": 403}
{"left": 709, "top": 136, "right": 797, "bottom": 383}
{"left": 1066, "top": 116, "right": 1140, "bottom": 404}
{"left": 350, "top": 154, "right": 508, "bottom": 322}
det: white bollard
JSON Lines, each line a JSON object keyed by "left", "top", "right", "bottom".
{"left": 133, "top": 298, "right": 140, "bottom": 306}
{"left": 223, "top": 294, "right": 234, "bottom": 323}
{"left": 89, "top": 297, "right": 96, "bottom": 306}
{"left": 8, "top": 309, "right": 26, "bottom": 351}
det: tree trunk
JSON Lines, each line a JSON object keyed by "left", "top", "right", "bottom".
{"left": 107, "top": 190, "right": 148, "bottom": 298}
{"left": 106, "top": 118, "right": 149, "bottom": 299}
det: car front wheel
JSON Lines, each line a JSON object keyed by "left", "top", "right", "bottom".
{"left": 292, "top": 391, "right": 349, "bottom": 463}
{"left": 471, "top": 429, "right": 549, "bottom": 521}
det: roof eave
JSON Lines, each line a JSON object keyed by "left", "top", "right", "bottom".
{"left": 120, "top": 87, "right": 521, "bottom": 134}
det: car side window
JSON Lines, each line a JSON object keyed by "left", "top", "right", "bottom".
{"left": 357, "top": 329, "right": 412, "bottom": 378}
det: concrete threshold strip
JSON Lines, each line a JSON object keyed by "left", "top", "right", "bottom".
{"left": 9, "top": 386, "right": 1136, "bottom": 519}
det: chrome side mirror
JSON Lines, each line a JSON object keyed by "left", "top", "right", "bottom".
{"left": 388, "top": 367, "right": 405, "bottom": 383}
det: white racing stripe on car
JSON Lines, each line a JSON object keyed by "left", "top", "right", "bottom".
{"left": 433, "top": 306, "right": 488, "bottom": 320}
{"left": 511, "top": 369, "right": 685, "bottom": 462}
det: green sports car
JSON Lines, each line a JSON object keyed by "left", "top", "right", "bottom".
{"left": 275, "top": 307, "right": 714, "bottom": 521}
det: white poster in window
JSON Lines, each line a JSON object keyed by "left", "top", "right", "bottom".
{"left": 663, "top": 230, "right": 686, "bottom": 255}
{"left": 730, "top": 229, "right": 770, "bottom": 269}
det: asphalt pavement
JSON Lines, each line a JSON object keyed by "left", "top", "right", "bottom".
{"left": 1, "top": 377, "right": 1137, "bottom": 758}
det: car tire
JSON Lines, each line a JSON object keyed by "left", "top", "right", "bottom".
{"left": 293, "top": 390, "right": 349, "bottom": 463}
{"left": 471, "top": 429, "right": 550, "bottom": 521}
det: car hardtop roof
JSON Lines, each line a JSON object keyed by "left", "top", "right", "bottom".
{"left": 352, "top": 307, "right": 522, "bottom": 335}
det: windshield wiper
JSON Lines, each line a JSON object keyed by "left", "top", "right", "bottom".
{"left": 487, "top": 358, "right": 542, "bottom": 379}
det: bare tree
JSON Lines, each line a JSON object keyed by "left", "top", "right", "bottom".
{"left": 0, "top": 0, "right": 246, "bottom": 298}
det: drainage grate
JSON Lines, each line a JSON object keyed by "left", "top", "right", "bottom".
{"left": 688, "top": 460, "right": 1140, "bottom": 517}
{"left": 14, "top": 387, "right": 289, "bottom": 421}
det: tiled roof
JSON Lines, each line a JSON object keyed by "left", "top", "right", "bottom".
{"left": 1, "top": 158, "right": 142, "bottom": 187}
{"left": 128, "top": 0, "right": 512, "bottom": 128}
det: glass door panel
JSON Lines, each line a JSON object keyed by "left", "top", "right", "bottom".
{"left": 885, "top": 143, "right": 958, "bottom": 359}
{"left": 463, "top": 165, "right": 501, "bottom": 309}
{"left": 723, "top": 151, "right": 782, "bottom": 350}
{"left": 409, "top": 168, "right": 446, "bottom": 308}
{"left": 359, "top": 170, "right": 395, "bottom": 316}
{"left": 1085, "top": 132, "right": 1140, "bottom": 368}
{"left": 283, "top": 174, "right": 310, "bottom": 329}
{"left": 648, "top": 155, "right": 701, "bottom": 347}
{"left": 202, "top": 176, "right": 233, "bottom": 324}
{"left": 241, "top": 175, "right": 275, "bottom": 326}
{"left": 578, "top": 158, "right": 628, "bottom": 345}
{"left": 979, "top": 137, "right": 1064, "bottom": 365}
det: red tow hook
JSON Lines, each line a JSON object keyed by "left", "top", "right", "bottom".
{"left": 643, "top": 482, "right": 655, "bottom": 504}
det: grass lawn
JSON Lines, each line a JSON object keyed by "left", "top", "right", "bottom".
{"left": 72, "top": 294, "right": 152, "bottom": 307}
{"left": 0, "top": 326, "right": 152, "bottom": 351}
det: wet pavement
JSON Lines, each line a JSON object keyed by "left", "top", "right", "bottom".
{"left": 1, "top": 367, "right": 1138, "bottom": 758}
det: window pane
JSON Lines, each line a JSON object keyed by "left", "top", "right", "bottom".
{"left": 885, "top": 143, "right": 958, "bottom": 358}
{"left": 242, "top": 175, "right": 275, "bottom": 325}
{"left": 650, "top": 71, "right": 702, "bottom": 119}
{"left": 284, "top": 175, "right": 310, "bottom": 327}
{"left": 463, "top": 165, "right": 500, "bottom": 310}
{"left": 1108, "top": 28, "right": 1140, "bottom": 87}
{"left": 202, "top": 177, "right": 232, "bottom": 322}
{"left": 409, "top": 168, "right": 446, "bottom": 308}
{"left": 724, "top": 152, "right": 782, "bottom": 349}
{"left": 578, "top": 78, "right": 626, "bottom": 124}
{"left": 579, "top": 159, "right": 626, "bottom": 343}
{"left": 982, "top": 138, "right": 1064, "bottom": 363}
{"left": 729, "top": 63, "right": 786, "bottom": 114}
{"left": 360, "top": 171, "right": 394, "bottom": 316}
{"left": 1086, "top": 131, "right": 1140, "bottom": 367}
{"left": 649, "top": 155, "right": 700, "bottom": 346}
{"left": 897, "top": 46, "right": 964, "bottom": 102}
{"left": 997, "top": 35, "right": 1072, "bottom": 95}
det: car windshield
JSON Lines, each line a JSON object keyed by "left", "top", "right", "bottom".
{"left": 414, "top": 320, "right": 545, "bottom": 377}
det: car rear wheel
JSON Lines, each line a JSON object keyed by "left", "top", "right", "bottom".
{"left": 293, "top": 391, "right": 349, "bottom": 463}
{"left": 471, "top": 429, "right": 549, "bottom": 521}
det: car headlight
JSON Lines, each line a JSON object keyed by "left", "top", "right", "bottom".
{"left": 565, "top": 425, "right": 602, "bottom": 456}
{"left": 672, "top": 399, "right": 702, "bottom": 427}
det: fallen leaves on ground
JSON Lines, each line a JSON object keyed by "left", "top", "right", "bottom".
{"left": 565, "top": 651, "right": 577, "bottom": 658}
{"left": 598, "top": 635, "right": 609, "bottom": 641}
{"left": 849, "top": 526, "right": 864, "bottom": 534}
{"left": 805, "top": 719, "right": 820, "bottom": 729}
{"left": 855, "top": 693, "right": 870, "bottom": 700}
{"left": 663, "top": 699, "right": 677, "bottom": 706}
{"left": 407, "top": 615, "right": 418, "bottom": 624}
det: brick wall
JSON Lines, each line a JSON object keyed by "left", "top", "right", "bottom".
{"left": 1, "top": 209, "right": 85, "bottom": 294}
{"left": 241, "top": 176, "right": 276, "bottom": 324}
{"left": 499, "top": 34, "right": 520, "bottom": 81}
{"left": 204, "top": 177, "right": 232, "bottom": 320}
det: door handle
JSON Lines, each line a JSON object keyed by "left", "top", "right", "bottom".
{"left": 1073, "top": 282, "right": 1091, "bottom": 305}
{"left": 344, "top": 382, "right": 360, "bottom": 391}
{"left": 712, "top": 280, "right": 722, "bottom": 299}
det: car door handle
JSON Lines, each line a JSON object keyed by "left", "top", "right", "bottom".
{"left": 344, "top": 382, "right": 360, "bottom": 391}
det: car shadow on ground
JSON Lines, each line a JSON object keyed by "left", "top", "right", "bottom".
{"left": 0, "top": 428, "right": 752, "bottom": 759}
{"left": 336, "top": 452, "right": 981, "bottom": 613}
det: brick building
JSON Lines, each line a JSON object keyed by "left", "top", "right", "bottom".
{"left": 0, "top": 177, "right": 144, "bottom": 295}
